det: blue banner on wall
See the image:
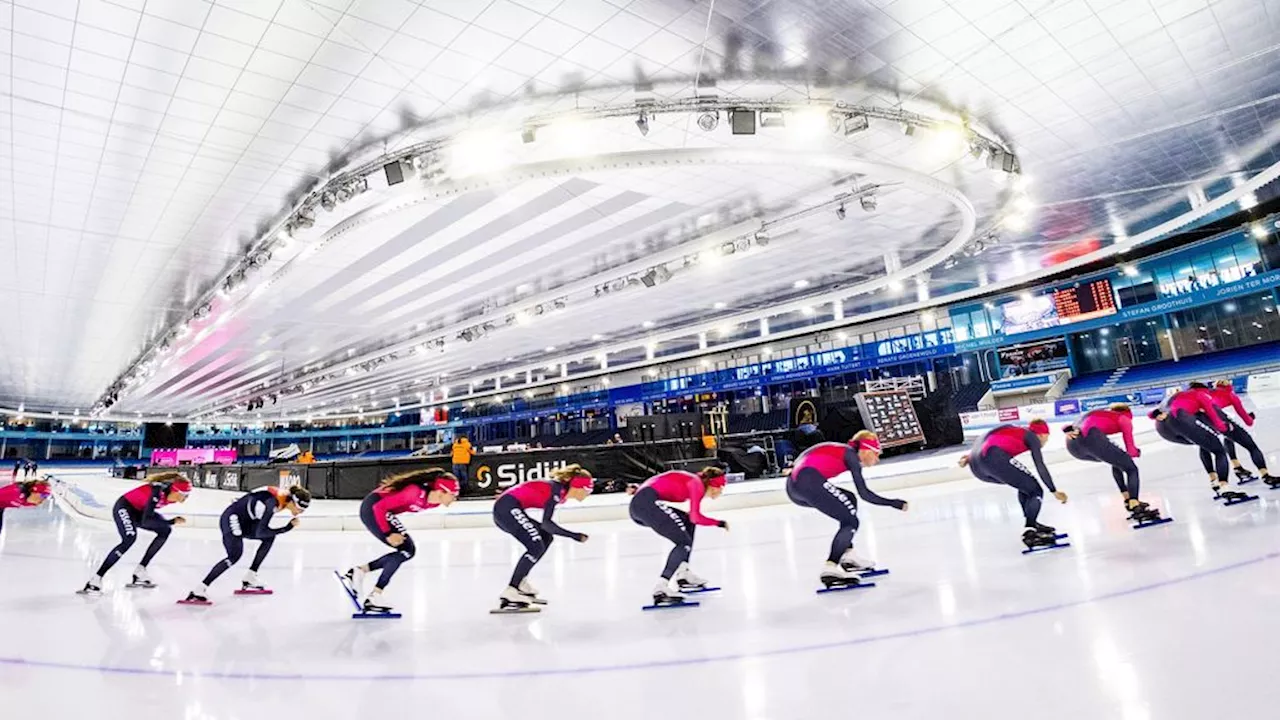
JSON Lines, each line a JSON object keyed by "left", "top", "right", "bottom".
{"left": 991, "top": 374, "right": 1056, "bottom": 391}
{"left": 955, "top": 268, "right": 1280, "bottom": 353}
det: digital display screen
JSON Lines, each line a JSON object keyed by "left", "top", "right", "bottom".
{"left": 1053, "top": 279, "right": 1117, "bottom": 322}
{"left": 1000, "top": 295, "right": 1059, "bottom": 335}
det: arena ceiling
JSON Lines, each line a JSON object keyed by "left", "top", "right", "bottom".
{"left": 2, "top": 0, "right": 1279, "bottom": 419}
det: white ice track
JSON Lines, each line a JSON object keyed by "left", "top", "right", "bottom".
{"left": 5, "top": 406, "right": 1280, "bottom": 719}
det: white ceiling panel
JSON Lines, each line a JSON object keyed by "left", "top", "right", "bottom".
{"left": 1, "top": 0, "right": 1278, "bottom": 415}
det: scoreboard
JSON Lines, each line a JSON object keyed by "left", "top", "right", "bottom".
{"left": 1053, "top": 278, "right": 1117, "bottom": 323}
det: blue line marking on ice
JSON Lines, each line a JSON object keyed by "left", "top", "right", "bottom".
{"left": 1, "top": 550, "right": 1276, "bottom": 683}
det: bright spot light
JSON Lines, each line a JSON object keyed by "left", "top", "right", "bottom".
{"left": 887, "top": 279, "right": 904, "bottom": 292}
{"left": 541, "top": 115, "right": 596, "bottom": 156}
{"left": 793, "top": 279, "right": 810, "bottom": 289}
{"left": 927, "top": 123, "right": 968, "bottom": 157}
{"left": 514, "top": 310, "right": 532, "bottom": 326}
{"left": 787, "top": 107, "right": 829, "bottom": 141}
{"left": 801, "top": 306, "right": 815, "bottom": 316}
{"left": 1012, "top": 174, "right": 1031, "bottom": 192}
{"left": 1123, "top": 266, "right": 1139, "bottom": 277}
{"left": 1002, "top": 214, "right": 1029, "bottom": 231}
{"left": 836, "top": 332, "right": 848, "bottom": 341}
{"left": 1014, "top": 195, "right": 1035, "bottom": 213}
{"left": 762, "top": 346, "right": 774, "bottom": 355}
{"left": 717, "top": 324, "right": 733, "bottom": 336}
{"left": 713, "top": 301, "right": 727, "bottom": 309}
{"left": 449, "top": 128, "right": 512, "bottom": 177}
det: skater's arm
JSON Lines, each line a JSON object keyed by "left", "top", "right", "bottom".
{"left": 1117, "top": 414, "right": 1140, "bottom": 457}
{"left": 254, "top": 499, "right": 292, "bottom": 537}
{"left": 1227, "top": 391, "right": 1252, "bottom": 426}
{"left": 539, "top": 497, "right": 583, "bottom": 540}
{"left": 1024, "top": 433, "right": 1058, "bottom": 493}
{"left": 844, "top": 447, "right": 906, "bottom": 509}
{"left": 141, "top": 485, "right": 175, "bottom": 526}
{"left": 685, "top": 478, "right": 725, "bottom": 527}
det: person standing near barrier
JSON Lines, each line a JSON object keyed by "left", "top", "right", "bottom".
{"left": 1200, "top": 381, "right": 1274, "bottom": 484}
{"left": 80, "top": 473, "right": 191, "bottom": 595}
{"left": 451, "top": 434, "right": 473, "bottom": 490}
{"left": 960, "top": 419, "right": 1068, "bottom": 550}
{"left": 491, "top": 465, "right": 594, "bottom": 612}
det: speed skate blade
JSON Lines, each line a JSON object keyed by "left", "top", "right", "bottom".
{"left": 1132, "top": 516, "right": 1174, "bottom": 530}
{"left": 642, "top": 600, "right": 700, "bottom": 611}
{"left": 857, "top": 568, "right": 890, "bottom": 578}
{"left": 681, "top": 586, "right": 721, "bottom": 594}
{"left": 817, "top": 581, "right": 877, "bottom": 594}
{"left": 333, "top": 571, "right": 361, "bottom": 613}
{"left": 1222, "top": 495, "right": 1260, "bottom": 506}
{"left": 1237, "top": 477, "right": 1258, "bottom": 485}
{"left": 124, "top": 584, "right": 156, "bottom": 590}
{"left": 490, "top": 606, "right": 542, "bottom": 615}
{"left": 1022, "top": 542, "right": 1071, "bottom": 555}
{"left": 176, "top": 599, "right": 212, "bottom": 606}
{"left": 352, "top": 612, "right": 401, "bottom": 620}
{"left": 234, "top": 589, "right": 273, "bottom": 596}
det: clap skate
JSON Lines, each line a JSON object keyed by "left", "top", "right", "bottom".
{"left": 1021, "top": 527, "right": 1070, "bottom": 554}
{"left": 643, "top": 580, "right": 699, "bottom": 610}
{"left": 1234, "top": 466, "right": 1259, "bottom": 485}
{"left": 817, "top": 562, "right": 876, "bottom": 593}
{"left": 491, "top": 586, "right": 542, "bottom": 614}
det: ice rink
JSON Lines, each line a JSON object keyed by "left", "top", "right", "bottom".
{"left": 5, "top": 406, "right": 1280, "bottom": 719}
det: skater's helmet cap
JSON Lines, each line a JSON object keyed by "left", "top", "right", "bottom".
{"left": 434, "top": 476, "right": 460, "bottom": 495}
{"left": 1027, "top": 419, "right": 1050, "bottom": 434}
{"left": 706, "top": 474, "right": 727, "bottom": 488}
{"left": 29, "top": 480, "right": 51, "bottom": 498}
{"left": 289, "top": 486, "right": 311, "bottom": 509}
{"left": 170, "top": 479, "right": 193, "bottom": 493}
{"left": 569, "top": 474, "right": 594, "bottom": 490}
{"left": 850, "top": 434, "right": 882, "bottom": 455}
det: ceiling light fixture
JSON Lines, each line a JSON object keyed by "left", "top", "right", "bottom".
{"left": 635, "top": 112, "right": 650, "bottom": 136}
{"left": 836, "top": 204, "right": 846, "bottom": 220}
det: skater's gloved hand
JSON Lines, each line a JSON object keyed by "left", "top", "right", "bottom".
{"left": 575, "top": 532, "right": 589, "bottom": 543}
{"left": 1130, "top": 448, "right": 1141, "bottom": 458}
{"left": 289, "top": 518, "right": 300, "bottom": 528}
{"left": 1249, "top": 412, "right": 1256, "bottom": 420}
{"left": 718, "top": 520, "right": 731, "bottom": 531}
{"left": 173, "top": 517, "right": 187, "bottom": 526}
{"left": 387, "top": 532, "right": 405, "bottom": 547}
{"left": 625, "top": 484, "right": 640, "bottom": 495}
{"left": 1053, "top": 491, "right": 1068, "bottom": 504}
{"left": 898, "top": 501, "right": 909, "bottom": 512}
{"left": 957, "top": 455, "right": 970, "bottom": 468}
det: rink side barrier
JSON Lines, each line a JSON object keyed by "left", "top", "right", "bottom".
{"left": 50, "top": 418, "right": 1159, "bottom": 532}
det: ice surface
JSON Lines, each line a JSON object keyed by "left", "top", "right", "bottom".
{"left": 5, "top": 404, "right": 1280, "bottom": 719}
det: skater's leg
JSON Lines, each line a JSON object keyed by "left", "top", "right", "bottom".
{"left": 0, "top": 508, "right": 5, "bottom": 535}
{"left": 1227, "top": 424, "right": 1268, "bottom": 472}
{"left": 630, "top": 491, "right": 694, "bottom": 579}
{"left": 792, "top": 468, "right": 860, "bottom": 563}
{"left": 248, "top": 537, "right": 275, "bottom": 573}
{"left": 1198, "top": 448, "right": 1214, "bottom": 475}
{"left": 1084, "top": 429, "right": 1141, "bottom": 500}
{"left": 137, "top": 522, "right": 172, "bottom": 569}
{"left": 1172, "top": 411, "right": 1229, "bottom": 480}
{"left": 494, "top": 499, "right": 550, "bottom": 588}
{"left": 368, "top": 533, "right": 416, "bottom": 590}
{"left": 986, "top": 449, "right": 1043, "bottom": 528}
{"left": 1111, "top": 467, "right": 1129, "bottom": 496}
{"left": 93, "top": 500, "right": 140, "bottom": 578}
{"left": 199, "top": 515, "right": 244, "bottom": 587}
